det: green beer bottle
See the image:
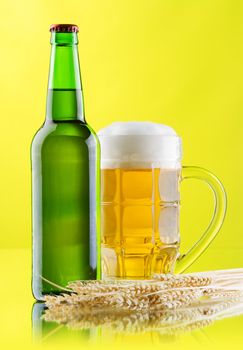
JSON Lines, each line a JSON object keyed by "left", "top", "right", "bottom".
{"left": 31, "top": 24, "right": 100, "bottom": 300}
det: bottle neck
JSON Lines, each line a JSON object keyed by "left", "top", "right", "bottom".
{"left": 46, "top": 32, "right": 85, "bottom": 122}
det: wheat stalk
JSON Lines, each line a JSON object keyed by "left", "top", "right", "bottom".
{"left": 44, "top": 283, "right": 204, "bottom": 312}
{"left": 152, "top": 274, "right": 212, "bottom": 288}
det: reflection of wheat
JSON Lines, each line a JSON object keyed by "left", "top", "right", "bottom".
{"left": 43, "top": 299, "right": 242, "bottom": 335}
{"left": 43, "top": 306, "right": 212, "bottom": 333}
{"left": 43, "top": 269, "right": 243, "bottom": 335}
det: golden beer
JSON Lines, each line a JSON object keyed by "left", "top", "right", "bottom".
{"left": 101, "top": 167, "right": 180, "bottom": 278}
{"left": 99, "top": 122, "right": 227, "bottom": 278}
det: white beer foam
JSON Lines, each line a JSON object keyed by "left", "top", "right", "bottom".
{"left": 98, "top": 122, "right": 182, "bottom": 169}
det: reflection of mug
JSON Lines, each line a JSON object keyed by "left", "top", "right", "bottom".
{"left": 98, "top": 122, "right": 227, "bottom": 279}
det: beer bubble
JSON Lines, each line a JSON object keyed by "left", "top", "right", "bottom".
{"left": 98, "top": 122, "right": 182, "bottom": 169}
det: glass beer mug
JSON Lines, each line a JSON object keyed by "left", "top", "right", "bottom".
{"left": 98, "top": 122, "right": 227, "bottom": 278}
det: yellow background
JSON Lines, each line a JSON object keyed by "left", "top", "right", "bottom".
{"left": 0, "top": 0, "right": 242, "bottom": 349}
{"left": 1, "top": 0, "right": 242, "bottom": 266}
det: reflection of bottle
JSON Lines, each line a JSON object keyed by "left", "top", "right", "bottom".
{"left": 31, "top": 24, "right": 100, "bottom": 300}
{"left": 32, "top": 303, "right": 52, "bottom": 341}
{"left": 32, "top": 303, "right": 96, "bottom": 343}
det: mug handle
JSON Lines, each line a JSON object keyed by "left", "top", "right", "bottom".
{"left": 175, "top": 166, "right": 227, "bottom": 274}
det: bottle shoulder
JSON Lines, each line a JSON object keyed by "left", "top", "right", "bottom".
{"left": 32, "top": 121, "right": 98, "bottom": 144}
{"left": 31, "top": 120, "right": 99, "bottom": 154}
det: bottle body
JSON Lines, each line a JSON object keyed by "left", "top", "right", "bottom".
{"left": 31, "top": 26, "right": 100, "bottom": 300}
{"left": 32, "top": 120, "right": 100, "bottom": 300}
